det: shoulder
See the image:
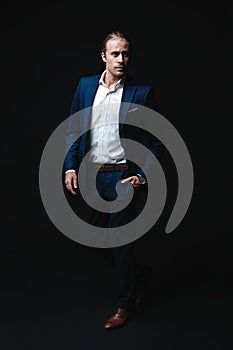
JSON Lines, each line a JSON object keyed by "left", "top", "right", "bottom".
{"left": 78, "top": 73, "right": 101, "bottom": 85}
{"left": 72, "top": 73, "right": 101, "bottom": 95}
{"left": 125, "top": 76, "right": 154, "bottom": 95}
{"left": 125, "top": 75, "right": 153, "bottom": 91}
{"left": 125, "top": 75, "right": 158, "bottom": 110}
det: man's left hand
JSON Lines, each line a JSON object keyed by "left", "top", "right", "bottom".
{"left": 121, "top": 176, "right": 140, "bottom": 187}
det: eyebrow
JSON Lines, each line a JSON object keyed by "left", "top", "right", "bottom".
{"left": 111, "top": 50, "right": 129, "bottom": 54}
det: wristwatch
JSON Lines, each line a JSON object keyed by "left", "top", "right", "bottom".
{"left": 136, "top": 173, "right": 146, "bottom": 185}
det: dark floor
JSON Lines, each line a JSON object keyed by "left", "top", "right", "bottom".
{"left": 1, "top": 193, "right": 233, "bottom": 350}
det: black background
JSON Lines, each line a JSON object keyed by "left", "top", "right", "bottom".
{"left": 2, "top": 1, "right": 232, "bottom": 349}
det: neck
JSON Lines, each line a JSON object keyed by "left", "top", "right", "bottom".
{"left": 104, "top": 71, "right": 125, "bottom": 89}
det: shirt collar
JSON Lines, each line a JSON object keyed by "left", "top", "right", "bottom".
{"left": 99, "top": 70, "right": 125, "bottom": 90}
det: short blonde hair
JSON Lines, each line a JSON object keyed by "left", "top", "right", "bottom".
{"left": 101, "top": 30, "right": 132, "bottom": 54}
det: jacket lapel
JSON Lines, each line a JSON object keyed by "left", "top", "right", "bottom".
{"left": 81, "top": 75, "right": 100, "bottom": 132}
{"left": 119, "top": 76, "right": 136, "bottom": 132}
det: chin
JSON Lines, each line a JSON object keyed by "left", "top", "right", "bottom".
{"left": 115, "top": 71, "right": 125, "bottom": 77}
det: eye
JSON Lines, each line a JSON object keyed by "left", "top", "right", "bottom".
{"left": 123, "top": 51, "right": 129, "bottom": 57}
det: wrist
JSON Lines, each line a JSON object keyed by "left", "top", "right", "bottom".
{"left": 136, "top": 173, "right": 146, "bottom": 185}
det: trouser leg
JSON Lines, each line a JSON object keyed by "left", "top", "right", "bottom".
{"left": 78, "top": 169, "right": 145, "bottom": 311}
{"left": 112, "top": 242, "right": 136, "bottom": 311}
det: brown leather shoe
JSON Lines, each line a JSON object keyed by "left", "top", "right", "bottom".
{"left": 104, "top": 308, "right": 130, "bottom": 329}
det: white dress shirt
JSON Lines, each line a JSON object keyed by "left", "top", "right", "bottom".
{"left": 88, "top": 71, "right": 126, "bottom": 164}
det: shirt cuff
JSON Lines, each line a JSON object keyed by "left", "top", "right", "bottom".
{"left": 65, "top": 169, "right": 76, "bottom": 174}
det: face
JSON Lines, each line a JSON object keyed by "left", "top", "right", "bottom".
{"left": 101, "top": 38, "right": 130, "bottom": 79}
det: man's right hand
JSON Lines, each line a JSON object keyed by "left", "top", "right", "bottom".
{"left": 65, "top": 171, "right": 78, "bottom": 196}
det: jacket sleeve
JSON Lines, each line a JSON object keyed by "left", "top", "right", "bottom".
{"left": 63, "top": 79, "right": 83, "bottom": 173}
{"left": 137, "top": 87, "right": 165, "bottom": 179}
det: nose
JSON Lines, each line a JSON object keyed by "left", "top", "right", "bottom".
{"left": 118, "top": 53, "right": 124, "bottom": 62}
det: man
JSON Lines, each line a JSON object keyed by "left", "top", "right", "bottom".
{"left": 64, "top": 30, "right": 164, "bottom": 329}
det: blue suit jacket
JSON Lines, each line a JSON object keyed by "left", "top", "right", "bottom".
{"left": 64, "top": 73, "right": 163, "bottom": 180}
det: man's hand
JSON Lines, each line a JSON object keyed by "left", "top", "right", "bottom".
{"left": 65, "top": 171, "right": 78, "bottom": 195}
{"left": 121, "top": 176, "right": 140, "bottom": 187}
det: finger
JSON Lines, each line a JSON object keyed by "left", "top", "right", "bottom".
{"left": 130, "top": 177, "right": 140, "bottom": 187}
{"left": 121, "top": 177, "right": 131, "bottom": 183}
{"left": 131, "top": 180, "right": 139, "bottom": 186}
{"left": 69, "top": 187, "right": 77, "bottom": 195}
{"left": 73, "top": 178, "right": 78, "bottom": 189}
{"left": 65, "top": 182, "right": 77, "bottom": 196}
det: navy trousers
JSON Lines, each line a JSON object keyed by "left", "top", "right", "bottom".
{"left": 70, "top": 166, "right": 147, "bottom": 311}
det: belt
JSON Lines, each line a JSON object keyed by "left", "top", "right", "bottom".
{"left": 95, "top": 164, "right": 129, "bottom": 172}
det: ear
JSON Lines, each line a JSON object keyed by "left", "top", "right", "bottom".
{"left": 101, "top": 52, "right": 106, "bottom": 62}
